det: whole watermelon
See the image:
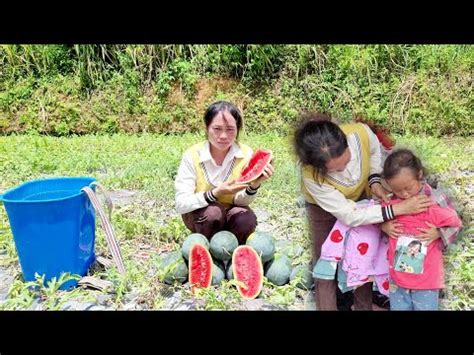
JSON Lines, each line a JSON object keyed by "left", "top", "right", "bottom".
{"left": 246, "top": 231, "right": 275, "bottom": 263}
{"left": 211, "top": 260, "right": 226, "bottom": 286}
{"left": 156, "top": 251, "right": 188, "bottom": 284}
{"left": 265, "top": 253, "right": 292, "bottom": 286}
{"left": 181, "top": 233, "right": 210, "bottom": 260}
{"left": 226, "top": 261, "right": 234, "bottom": 280}
{"left": 210, "top": 231, "right": 238, "bottom": 261}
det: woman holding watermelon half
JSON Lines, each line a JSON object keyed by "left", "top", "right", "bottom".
{"left": 175, "top": 101, "right": 274, "bottom": 244}
{"left": 293, "top": 113, "right": 434, "bottom": 310}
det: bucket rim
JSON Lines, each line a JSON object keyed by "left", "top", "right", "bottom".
{"left": 0, "top": 176, "right": 97, "bottom": 204}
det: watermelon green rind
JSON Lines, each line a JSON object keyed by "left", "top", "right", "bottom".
{"left": 232, "top": 245, "right": 263, "bottom": 300}
{"left": 246, "top": 231, "right": 275, "bottom": 263}
{"left": 236, "top": 149, "right": 273, "bottom": 184}
{"left": 189, "top": 244, "right": 213, "bottom": 293}
{"left": 181, "top": 233, "right": 210, "bottom": 260}
{"left": 211, "top": 261, "right": 226, "bottom": 286}
{"left": 157, "top": 251, "right": 188, "bottom": 284}
{"left": 210, "top": 231, "right": 239, "bottom": 261}
{"left": 226, "top": 261, "right": 233, "bottom": 280}
{"left": 265, "top": 254, "right": 293, "bottom": 286}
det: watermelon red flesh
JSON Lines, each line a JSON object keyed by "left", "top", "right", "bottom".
{"left": 236, "top": 149, "right": 272, "bottom": 184}
{"left": 232, "top": 246, "right": 263, "bottom": 299}
{"left": 189, "top": 244, "right": 213, "bottom": 294}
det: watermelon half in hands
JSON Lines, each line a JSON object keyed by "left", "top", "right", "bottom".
{"left": 189, "top": 244, "right": 213, "bottom": 294}
{"left": 236, "top": 149, "right": 273, "bottom": 184}
{"left": 232, "top": 245, "right": 264, "bottom": 300}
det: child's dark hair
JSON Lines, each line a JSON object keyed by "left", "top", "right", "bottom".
{"left": 204, "top": 101, "right": 243, "bottom": 138}
{"left": 383, "top": 149, "right": 427, "bottom": 180}
{"left": 293, "top": 112, "right": 348, "bottom": 179}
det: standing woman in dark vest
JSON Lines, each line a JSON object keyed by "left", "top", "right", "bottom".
{"left": 293, "top": 113, "right": 434, "bottom": 310}
{"left": 175, "top": 101, "right": 274, "bottom": 244}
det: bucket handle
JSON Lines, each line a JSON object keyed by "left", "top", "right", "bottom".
{"left": 89, "top": 181, "right": 113, "bottom": 221}
{"left": 82, "top": 185, "right": 126, "bottom": 275}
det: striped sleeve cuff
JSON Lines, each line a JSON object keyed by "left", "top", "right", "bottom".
{"left": 368, "top": 173, "right": 382, "bottom": 187}
{"left": 381, "top": 205, "right": 395, "bottom": 221}
{"left": 245, "top": 185, "right": 260, "bottom": 196}
{"left": 204, "top": 190, "right": 217, "bottom": 204}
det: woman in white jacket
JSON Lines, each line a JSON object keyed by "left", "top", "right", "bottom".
{"left": 175, "top": 101, "right": 274, "bottom": 244}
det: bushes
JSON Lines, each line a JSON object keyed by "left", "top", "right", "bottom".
{"left": 0, "top": 45, "right": 472, "bottom": 136}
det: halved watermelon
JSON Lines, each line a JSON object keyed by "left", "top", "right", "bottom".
{"left": 232, "top": 245, "right": 263, "bottom": 300}
{"left": 189, "top": 244, "right": 213, "bottom": 294}
{"left": 236, "top": 149, "right": 273, "bottom": 184}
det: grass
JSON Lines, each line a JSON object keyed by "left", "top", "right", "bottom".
{"left": 0, "top": 133, "right": 472, "bottom": 310}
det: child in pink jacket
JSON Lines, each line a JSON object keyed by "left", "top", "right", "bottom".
{"left": 381, "top": 149, "right": 462, "bottom": 310}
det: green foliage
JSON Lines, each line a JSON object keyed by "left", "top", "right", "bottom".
{"left": 0, "top": 45, "right": 471, "bottom": 137}
{"left": 0, "top": 272, "right": 92, "bottom": 310}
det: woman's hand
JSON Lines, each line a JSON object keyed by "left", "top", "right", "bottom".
{"left": 416, "top": 222, "right": 441, "bottom": 245}
{"left": 212, "top": 180, "right": 248, "bottom": 198}
{"left": 381, "top": 220, "right": 403, "bottom": 239}
{"left": 370, "top": 183, "right": 391, "bottom": 203}
{"left": 249, "top": 162, "right": 275, "bottom": 190}
{"left": 393, "top": 195, "right": 434, "bottom": 216}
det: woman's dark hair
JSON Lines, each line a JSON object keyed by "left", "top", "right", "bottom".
{"left": 383, "top": 149, "right": 427, "bottom": 181}
{"left": 204, "top": 101, "right": 243, "bottom": 138}
{"left": 293, "top": 112, "right": 348, "bottom": 179}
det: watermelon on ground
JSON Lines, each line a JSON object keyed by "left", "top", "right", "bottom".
{"left": 156, "top": 251, "right": 188, "bottom": 284}
{"left": 210, "top": 231, "right": 238, "bottom": 261}
{"left": 246, "top": 231, "right": 275, "bottom": 263}
{"left": 181, "top": 233, "right": 210, "bottom": 260}
{"left": 189, "top": 244, "right": 213, "bottom": 293}
{"left": 226, "top": 261, "right": 233, "bottom": 280}
{"left": 211, "top": 260, "right": 226, "bottom": 286}
{"left": 265, "top": 253, "right": 292, "bottom": 286}
{"left": 232, "top": 245, "right": 263, "bottom": 300}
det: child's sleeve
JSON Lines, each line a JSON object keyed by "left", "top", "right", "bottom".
{"left": 428, "top": 185, "right": 463, "bottom": 248}
{"left": 428, "top": 205, "right": 463, "bottom": 248}
{"left": 439, "top": 226, "right": 461, "bottom": 248}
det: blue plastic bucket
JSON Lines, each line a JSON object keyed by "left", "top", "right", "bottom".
{"left": 0, "top": 177, "right": 97, "bottom": 289}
